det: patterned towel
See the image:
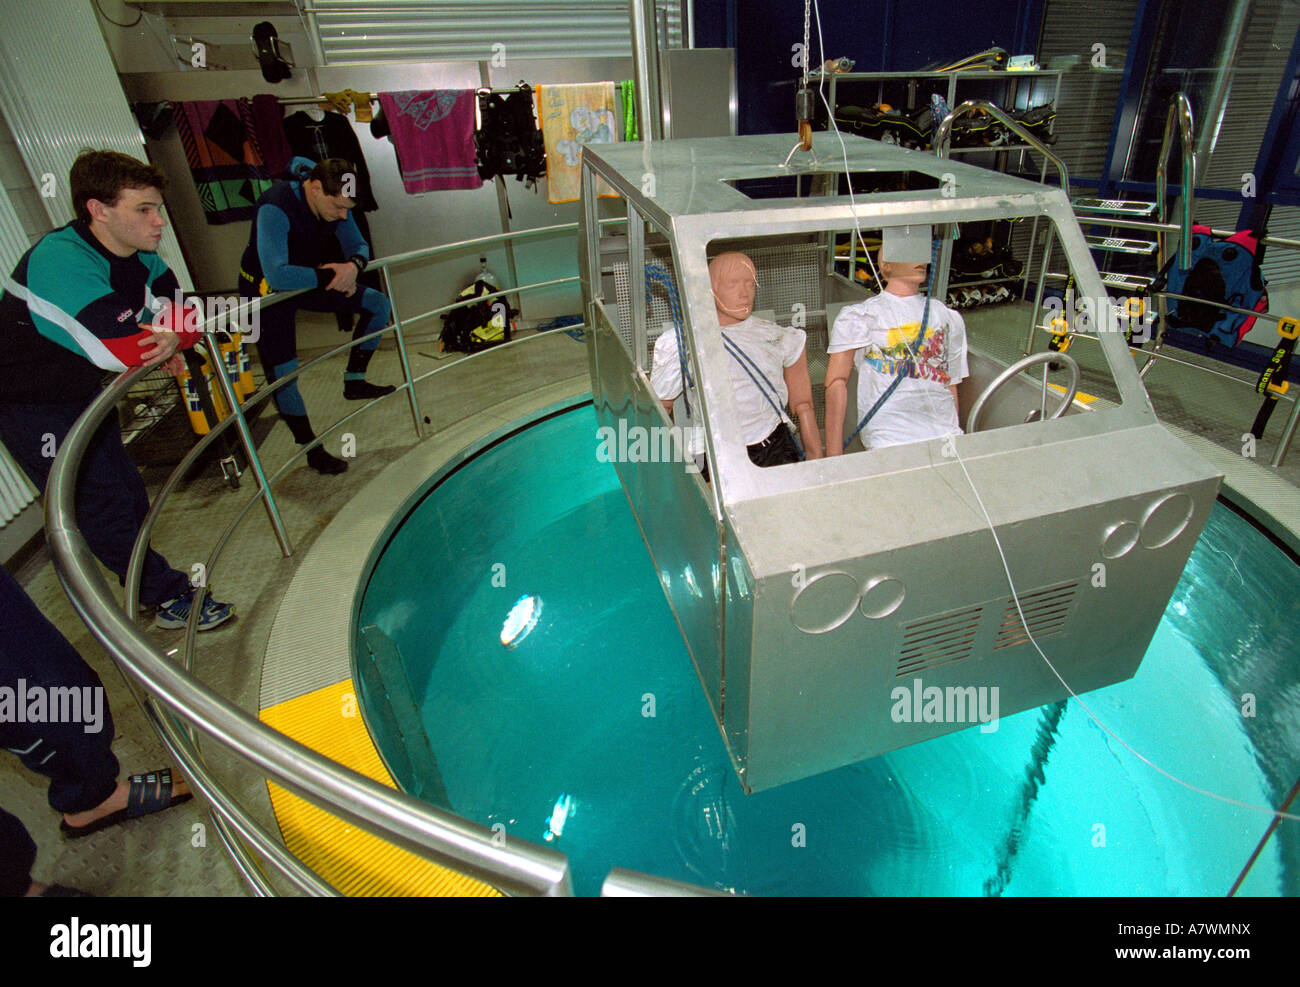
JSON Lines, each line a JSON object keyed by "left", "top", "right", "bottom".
{"left": 536, "top": 82, "right": 619, "bottom": 204}
{"left": 173, "top": 99, "right": 274, "bottom": 224}
{"left": 377, "top": 90, "right": 482, "bottom": 193}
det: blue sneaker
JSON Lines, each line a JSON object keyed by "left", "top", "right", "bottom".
{"left": 154, "top": 589, "right": 235, "bottom": 631}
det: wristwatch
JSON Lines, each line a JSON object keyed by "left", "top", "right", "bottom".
{"left": 348, "top": 254, "right": 367, "bottom": 273}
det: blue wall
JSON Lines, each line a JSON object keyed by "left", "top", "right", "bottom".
{"left": 693, "top": 0, "right": 1043, "bottom": 134}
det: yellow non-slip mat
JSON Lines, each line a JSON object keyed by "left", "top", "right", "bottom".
{"left": 1046, "top": 382, "right": 1099, "bottom": 404}
{"left": 260, "top": 679, "right": 500, "bottom": 897}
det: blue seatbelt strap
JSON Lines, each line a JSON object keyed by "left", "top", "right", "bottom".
{"left": 720, "top": 331, "right": 805, "bottom": 461}
{"left": 644, "top": 264, "right": 692, "bottom": 415}
{"left": 843, "top": 296, "right": 930, "bottom": 451}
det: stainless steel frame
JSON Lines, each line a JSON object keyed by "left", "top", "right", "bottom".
{"left": 581, "top": 133, "right": 1223, "bottom": 793}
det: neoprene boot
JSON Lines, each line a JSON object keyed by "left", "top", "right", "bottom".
{"left": 343, "top": 345, "right": 396, "bottom": 401}
{"left": 283, "top": 413, "right": 347, "bottom": 475}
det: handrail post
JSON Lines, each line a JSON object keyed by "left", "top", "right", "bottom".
{"left": 204, "top": 326, "right": 294, "bottom": 557}
{"left": 380, "top": 266, "right": 424, "bottom": 440}
{"left": 1025, "top": 235, "right": 1055, "bottom": 355}
{"left": 1271, "top": 390, "right": 1300, "bottom": 467}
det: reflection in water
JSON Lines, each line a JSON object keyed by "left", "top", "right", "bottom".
{"left": 500, "top": 594, "right": 541, "bottom": 649}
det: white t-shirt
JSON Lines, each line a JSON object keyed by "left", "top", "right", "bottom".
{"left": 650, "top": 316, "right": 806, "bottom": 445}
{"left": 827, "top": 291, "right": 968, "bottom": 449}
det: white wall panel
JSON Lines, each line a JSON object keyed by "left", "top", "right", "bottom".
{"left": 0, "top": 0, "right": 192, "bottom": 287}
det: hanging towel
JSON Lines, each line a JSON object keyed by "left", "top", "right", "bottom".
{"left": 173, "top": 98, "right": 274, "bottom": 224}
{"left": 347, "top": 90, "right": 374, "bottom": 123}
{"left": 536, "top": 82, "right": 619, "bottom": 204}
{"left": 321, "top": 89, "right": 374, "bottom": 123}
{"left": 250, "top": 94, "right": 293, "bottom": 175}
{"left": 377, "top": 89, "right": 483, "bottom": 193}
{"left": 618, "top": 79, "right": 639, "bottom": 142}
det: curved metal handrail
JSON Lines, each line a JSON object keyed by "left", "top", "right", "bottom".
{"left": 934, "top": 99, "right": 1071, "bottom": 194}
{"left": 47, "top": 351, "right": 576, "bottom": 897}
{"left": 1156, "top": 91, "right": 1196, "bottom": 272}
{"left": 932, "top": 99, "right": 1071, "bottom": 311}
{"left": 43, "top": 220, "right": 643, "bottom": 897}
{"left": 1141, "top": 92, "right": 1197, "bottom": 381}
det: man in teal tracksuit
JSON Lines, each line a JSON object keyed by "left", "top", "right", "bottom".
{"left": 0, "top": 149, "right": 232, "bottom": 630}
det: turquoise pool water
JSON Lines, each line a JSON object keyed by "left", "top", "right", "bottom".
{"left": 357, "top": 402, "right": 1300, "bottom": 896}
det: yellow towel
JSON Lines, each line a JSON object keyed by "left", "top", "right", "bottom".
{"left": 319, "top": 90, "right": 373, "bottom": 122}
{"left": 320, "top": 90, "right": 352, "bottom": 116}
{"left": 536, "top": 82, "right": 619, "bottom": 204}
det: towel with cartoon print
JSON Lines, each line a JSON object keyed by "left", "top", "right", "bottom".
{"left": 535, "top": 82, "right": 619, "bottom": 204}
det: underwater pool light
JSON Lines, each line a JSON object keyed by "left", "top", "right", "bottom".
{"left": 500, "top": 594, "right": 541, "bottom": 648}
{"left": 544, "top": 793, "right": 575, "bottom": 842}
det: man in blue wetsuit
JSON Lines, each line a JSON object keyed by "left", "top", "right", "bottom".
{"left": 238, "top": 156, "right": 394, "bottom": 474}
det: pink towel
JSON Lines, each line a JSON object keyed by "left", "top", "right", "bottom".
{"left": 377, "top": 90, "right": 483, "bottom": 193}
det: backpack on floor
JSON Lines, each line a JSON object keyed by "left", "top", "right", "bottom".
{"left": 1156, "top": 225, "right": 1268, "bottom": 347}
{"left": 439, "top": 279, "right": 515, "bottom": 354}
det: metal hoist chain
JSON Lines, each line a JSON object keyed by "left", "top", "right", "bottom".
{"left": 802, "top": 0, "right": 811, "bottom": 86}
{"left": 796, "top": 0, "right": 814, "bottom": 149}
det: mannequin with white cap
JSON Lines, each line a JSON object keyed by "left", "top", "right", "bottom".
{"left": 650, "top": 251, "right": 822, "bottom": 470}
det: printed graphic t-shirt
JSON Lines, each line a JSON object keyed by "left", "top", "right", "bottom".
{"left": 828, "top": 291, "right": 968, "bottom": 449}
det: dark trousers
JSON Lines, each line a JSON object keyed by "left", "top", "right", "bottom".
{"left": 244, "top": 284, "right": 392, "bottom": 418}
{"left": 747, "top": 422, "right": 802, "bottom": 467}
{"left": 1, "top": 565, "right": 119, "bottom": 812}
{"left": 699, "top": 423, "right": 801, "bottom": 482}
{"left": 0, "top": 401, "right": 190, "bottom": 608}
{"left": 0, "top": 806, "right": 36, "bottom": 896}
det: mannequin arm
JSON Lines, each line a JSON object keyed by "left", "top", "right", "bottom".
{"left": 783, "top": 351, "right": 822, "bottom": 459}
{"left": 823, "top": 350, "right": 855, "bottom": 456}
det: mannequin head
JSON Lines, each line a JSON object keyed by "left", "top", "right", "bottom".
{"left": 878, "top": 254, "right": 927, "bottom": 297}
{"left": 709, "top": 251, "right": 758, "bottom": 326}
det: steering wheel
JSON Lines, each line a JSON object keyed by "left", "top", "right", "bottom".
{"left": 966, "top": 351, "right": 1081, "bottom": 433}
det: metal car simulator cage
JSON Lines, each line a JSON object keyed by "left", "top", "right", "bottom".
{"left": 578, "top": 133, "right": 1222, "bottom": 793}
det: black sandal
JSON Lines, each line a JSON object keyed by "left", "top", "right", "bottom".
{"left": 60, "top": 768, "right": 192, "bottom": 840}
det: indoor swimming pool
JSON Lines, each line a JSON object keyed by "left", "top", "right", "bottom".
{"left": 355, "top": 401, "right": 1300, "bottom": 897}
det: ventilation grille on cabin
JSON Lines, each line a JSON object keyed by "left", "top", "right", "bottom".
{"left": 894, "top": 581, "right": 1080, "bottom": 677}
{"left": 993, "top": 582, "right": 1077, "bottom": 650}
{"left": 896, "top": 605, "right": 983, "bottom": 676}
